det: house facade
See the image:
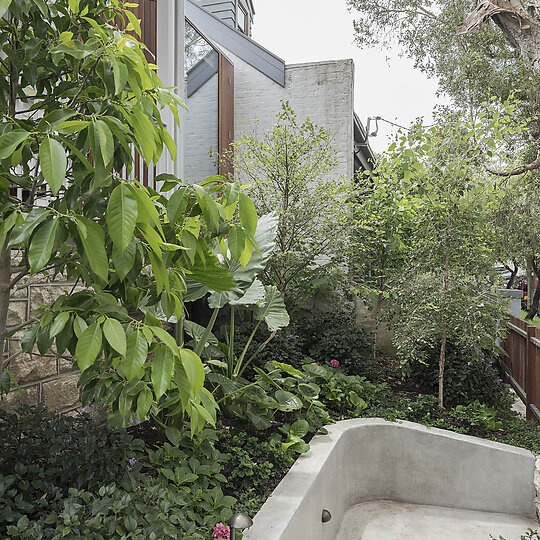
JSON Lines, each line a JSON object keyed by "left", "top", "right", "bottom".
{"left": 183, "top": 0, "right": 374, "bottom": 184}
{"left": 1, "top": 0, "right": 374, "bottom": 413}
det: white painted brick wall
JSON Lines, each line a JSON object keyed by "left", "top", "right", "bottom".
{"left": 184, "top": 74, "right": 220, "bottom": 183}
{"left": 230, "top": 54, "right": 355, "bottom": 181}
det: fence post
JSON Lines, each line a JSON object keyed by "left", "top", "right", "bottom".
{"left": 526, "top": 324, "right": 536, "bottom": 421}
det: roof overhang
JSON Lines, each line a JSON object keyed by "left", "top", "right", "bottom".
{"left": 185, "top": 0, "right": 285, "bottom": 86}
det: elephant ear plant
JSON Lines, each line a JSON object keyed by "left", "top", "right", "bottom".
{"left": 181, "top": 211, "right": 290, "bottom": 378}
{"left": 0, "top": 0, "right": 260, "bottom": 437}
{"left": 178, "top": 211, "right": 333, "bottom": 447}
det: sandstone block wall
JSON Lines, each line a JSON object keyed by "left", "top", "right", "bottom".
{"left": 2, "top": 273, "right": 80, "bottom": 414}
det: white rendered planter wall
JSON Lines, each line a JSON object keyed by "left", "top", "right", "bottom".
{"left": 244, "top": 418, "right": 536, "bottom": 540}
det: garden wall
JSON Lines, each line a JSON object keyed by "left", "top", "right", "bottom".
{"left": 2, "top": 267, "right": 81, "bottom": 414}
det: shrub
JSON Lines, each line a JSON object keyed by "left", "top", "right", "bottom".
{"left": 232, "top": 307, "right": 372, "bottom": 377}
{"left": 0, "top": 405, "right": 144, "bottom": 533}
{"left": 218, "top": 430, "right": 295, "bottom": 515}
{"left": 296, "top": 308, "right": 371, "bottom": 372}
{"left": 398, "top": 340, "right": 506, "bottom": 407}
{"left": 450, "top": 401, "right": 502, "bottom": 433}
{"left": 5, "top": 480, "right": 231, "bottom": 539}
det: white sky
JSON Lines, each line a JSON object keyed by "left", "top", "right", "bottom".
{"left": 251, "top": 0, "right": 445, "bottom": 153}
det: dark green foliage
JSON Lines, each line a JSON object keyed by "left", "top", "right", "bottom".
{"left": 301, "top": 363, "right": 386, "bottom": 419}
{"left": 295, "top": 308, "right": 371, "bottom": 372}
{"left": 0, "top": 405, "right": 144, "bottom": 534}
{"left": 146, "top": 427, "right": 229, "bottom": 492}
{"left": 399, "top": 340, "right": 506, "bottom": 406}
{"left": 450, "top": 401, "right": 502, "bottom": 432}
{"left": 232, "top": 307, "right": 372, "bottom": 377}
{"left": 218, "top": 430, "right": 295, "bottom": 515}
{"left": 493, "top": 409, "right": 540, "bottom": 454}
{"left": 5, "top": 480, "right": 229, "bottom": 540}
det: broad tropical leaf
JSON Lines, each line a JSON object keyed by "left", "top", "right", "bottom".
{"left": 39, "top": 138, "right": 67, "bottom": 194}
{"left": 107, "top": 184, "right": 138, "bottom": 254}
{"left": 253, "top": 285, "right": 290, "bottom": 331}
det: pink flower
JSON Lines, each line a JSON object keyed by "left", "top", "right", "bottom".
{"left": 311, "top": 362, "right": 318, "bottom": 365}
{"left": 212, "top": 523, "right": 230, "bottom": 539}
{"left": 330, "top": 359, "right": 340, "bottom": 368}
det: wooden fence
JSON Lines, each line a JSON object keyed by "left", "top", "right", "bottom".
{"left": 503, "top": 314, "right": 540, "bottom": 421}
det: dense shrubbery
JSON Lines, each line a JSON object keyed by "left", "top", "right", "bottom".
{"left": 218, "top": 430, "right": 295, "bottom": 515}
{"left": 232, "top": 307, "right": 372, "bottom": 377}
{"left": 0, "top": 405, "right": 145, "bottom": 534}
{"left": 398, "top": 340, "right": 506, "bottom": 407}
{"left": 0, "top": 407, "right": 236, "bottom": 539}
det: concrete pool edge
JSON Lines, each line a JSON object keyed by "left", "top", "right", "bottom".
{"left": 243, "top": 418, "right": 536, "bottom": 540}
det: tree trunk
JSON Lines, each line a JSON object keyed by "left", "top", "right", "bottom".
{"left": 0, "top": 245, "right": 11, "bottom": 375}
{"left": 525, "top": 287, "right": 540, "bottom": 320}
{"left": 458, "top": 0, "right": 540, "bottom": 74}
{"left": 439, "top": 220, "right": 450, "bottom": 408}
{"left": 526, "top": 258, "right": 540, "bottom": 319}
{"left": 439, "top": 328, "right": 447, "bottom": 408}
{"left": 505, "top": 262, "right": 518, "bottom": 289}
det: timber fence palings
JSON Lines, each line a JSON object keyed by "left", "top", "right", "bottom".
{"left": 504, "top": 314, "right": 540, "bottom": 421}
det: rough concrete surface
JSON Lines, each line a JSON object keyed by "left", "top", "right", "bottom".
{"left": 335, "top": 501, "right": 538, "bottom": 540}
{"left": 245, "top": 419, "right": 536, "bottom": 540}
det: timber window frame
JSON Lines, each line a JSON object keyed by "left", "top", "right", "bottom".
{"left": 237, "top": 3, "right": 248, "bottom": 35}
{"left": 185, "top": 18, "right": 235, "bottom": 178}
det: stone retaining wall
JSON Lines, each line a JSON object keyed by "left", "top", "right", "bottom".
{"left": 2, "top": 272, "right": 80, "bottom": 414}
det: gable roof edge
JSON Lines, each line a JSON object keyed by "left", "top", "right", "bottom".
{"left": 185, "top": 0, "right": 285, "bottom": 87}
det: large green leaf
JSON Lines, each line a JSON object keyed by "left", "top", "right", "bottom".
{"left": 167, "top": 187, "right": 189, "bottom": 224}
{"left": 77, "top": 218, "right": 108, "bottom": 282}
{"left": 178, "top": 348, "right": 205, "bottom": 397}
{"left": 75, "top": 323, "right": 103, "bottom": 372}
{"left": 219, "top": 212, "right": 278, "bottom": 288}
{"left": 121, "top": 329, "right": 148, "bottom": 381}
{"left": 253, "top": 285, "right": 290, "bottom": 332}
{"left": 103, "top": 318, "right": 127, "bottom": 356}
{"left": 238, "top": 192, "right": 257, "bottom": 237}
{"left": 136, "top": 386, "right": 153, "bottom": 420}
{"left": 186, "top": 242, "right": 235, "bottom": 292}
{"left": 0, "top": 130, "right": 29, "bottom": 160}
{"left": 151, "top": 346, "right": 174, "bottom": 400}
{"left": 107, "top": 184, "right": 138, "bottom": 254}
{"left": 112, "top": 240, "right": 136, "bottom": 281}
{"left": 49, "top": 312, "right": 70, "bottom": 338}
{"left": 28, "top": 219, "right": 58, "bottom": 272}
{"left": 184, "top": 213, "right": 278, "bottom": 308}
{"left": 39, "top": 138, "right": 67, "bottom": 195}
{"left": 227, "top": 226, "right": 246, "bottom": 261}
{"left": 229, "top": 279, "right": 265, "bottom": 306}
{"left": 275, "top": 390, "right": 302, "bottom": 411}
{"left": 0, "top": 0, "right": 13, "bottom": 18}
{"left": 94, "top": 119, "right": 114, "bottom": 166}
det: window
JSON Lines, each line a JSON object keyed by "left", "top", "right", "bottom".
{"left": 184, "top": 20, "right": 235, "bottom": 182}
{"left": 237, "top": 3, "right": 248, "bottom": 34}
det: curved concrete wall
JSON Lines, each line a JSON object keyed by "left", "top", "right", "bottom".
{"left": 244, "top": 419, "right": 536, "bottom": 540}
